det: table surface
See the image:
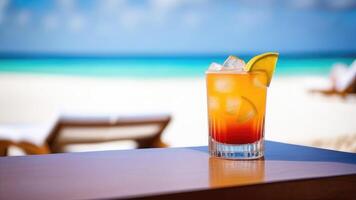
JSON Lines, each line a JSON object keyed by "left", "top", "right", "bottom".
{"left": 1, "top": 141, "right": 356, "bottom": 200}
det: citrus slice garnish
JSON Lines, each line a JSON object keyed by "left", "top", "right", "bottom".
{"left": 236, "top": 96, "right": 258, "bottom": 123}
{"left": 225, "top": 96, "right": 257, "bottom": 123}
{"left": 244, "top": 52, "right": 279, "bottom": 86}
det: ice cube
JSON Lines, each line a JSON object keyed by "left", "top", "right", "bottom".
{"left": 222, "top": 55, "right": 245, "bottom": 71}
{"left": 215, "top": 79, "right": 233, "bottom": 92}
{"left": 207, "top": 62, "right": 223, "bottom": 72}
{"left": 208, "top": 96, "right": 219, "bottom": 110}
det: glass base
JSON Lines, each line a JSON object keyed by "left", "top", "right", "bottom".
{"left": 209, "top": 138, "right": 264, "bottom": 160}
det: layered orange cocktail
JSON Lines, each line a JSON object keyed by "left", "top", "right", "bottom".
{"left": 206, "top": 53, "right": 278, "bottom": 159}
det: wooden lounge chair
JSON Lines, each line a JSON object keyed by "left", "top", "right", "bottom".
{"left": 0, "top": 139, "right": 50, "bottom": 156}
{"left": 310, "top": 61, "right": 356, "bottom": 97}
{"left": 0, "top": 123, "right": 53, "bottom": 156}
{"left": 309, "top": 77, "right": 356, "bottom": 97}
{"left": 46, "top": 114, "right": 171, "bottom": 153}
{"left": 0, "top": 114, "right": 171, "bottom": 156}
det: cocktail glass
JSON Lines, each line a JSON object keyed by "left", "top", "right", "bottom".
{"left": 206, "top": 53, "right": 278, "bottom": 159}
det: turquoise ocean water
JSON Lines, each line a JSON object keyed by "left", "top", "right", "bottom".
{"left": 0, "top": 57, "right": 354, "bottom": 78}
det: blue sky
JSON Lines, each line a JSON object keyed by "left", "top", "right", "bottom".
{"left": 0, "top": 0, "right": 355, "bottom": 55}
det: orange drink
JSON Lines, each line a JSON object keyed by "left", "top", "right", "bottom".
{"left": 206, "top": 71, "right": 267, "bottom": 144}
{"left": 206, "top": 53, "right": 278, "bottom": 159}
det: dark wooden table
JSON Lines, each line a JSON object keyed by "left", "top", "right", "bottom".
{"left": 1, "top": 141, "right": 356, "bottom": 200}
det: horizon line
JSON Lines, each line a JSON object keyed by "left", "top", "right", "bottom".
{"left": 0, "top": 51, "right": 355, "bottom": 59}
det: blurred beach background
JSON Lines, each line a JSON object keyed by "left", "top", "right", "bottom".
{"left": 0, "top": 0, "right": 355, "bottom": 152}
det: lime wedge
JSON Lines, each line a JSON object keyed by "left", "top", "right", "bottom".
{"left": 244, "top": 52, "right": 279, "bottom": 86}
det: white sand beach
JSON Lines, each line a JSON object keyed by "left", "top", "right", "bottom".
{"left": 0, "top": 73, "right": 355, "bottom": 152}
